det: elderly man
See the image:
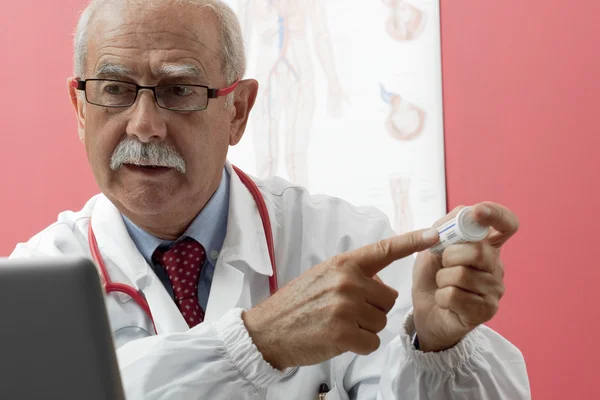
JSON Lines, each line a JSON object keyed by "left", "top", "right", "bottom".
{"left": 11, "top": 0, "right": 530, "bottom": 398}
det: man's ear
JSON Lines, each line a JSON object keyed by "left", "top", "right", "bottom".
{"left": 67, "top": 77, "right": 86, "bottom": 143}
{"left": 228, "top": 79, "right": 259, "bottom": 146}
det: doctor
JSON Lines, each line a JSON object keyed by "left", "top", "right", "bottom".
{"left": 11, "top": 0, "right": 530, "bottom": 398}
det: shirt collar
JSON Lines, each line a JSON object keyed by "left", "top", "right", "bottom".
{"left": 122, "top": 168, "right": 230, "bottom": 267}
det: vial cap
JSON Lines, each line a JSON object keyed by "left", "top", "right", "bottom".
{"left": 458, "top": 207, "right": 489, "bottom": 242}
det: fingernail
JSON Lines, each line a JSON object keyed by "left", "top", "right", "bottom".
{"left": 422, "top": 228, "right": 439, "bottom": 241}
{"left": 481, "top": 205, "right": 492, "bottom": 217}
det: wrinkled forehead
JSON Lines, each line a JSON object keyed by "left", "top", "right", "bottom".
{"left": 86, "top": 2, "right": 223, "bottom": 81}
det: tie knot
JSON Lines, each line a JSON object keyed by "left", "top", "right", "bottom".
{"left": 170, "top": 237, "right": 204, "bottom": 256}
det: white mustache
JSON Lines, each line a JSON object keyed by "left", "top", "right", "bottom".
{"left": 110, "top": 138, "right": 186, "bottom": 174}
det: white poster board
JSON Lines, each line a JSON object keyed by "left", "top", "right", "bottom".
{"left": 227, "top": 0, "right": 446, "bottom": 233}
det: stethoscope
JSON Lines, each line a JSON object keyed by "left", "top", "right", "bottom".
{"left": 88, "top": 165, "right": 279, "bottom": 334}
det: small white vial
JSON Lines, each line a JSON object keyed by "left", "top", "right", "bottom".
{"left": 429, "top": 207, "right": 489, "bottom": 255}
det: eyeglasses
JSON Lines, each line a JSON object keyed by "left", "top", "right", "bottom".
{"left": 72, "top": 78, "right": 239, "bottom": 111}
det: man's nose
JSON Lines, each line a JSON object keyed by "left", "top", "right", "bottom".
{"left": 126, "top": 89, "right": 167, "bottom": 143}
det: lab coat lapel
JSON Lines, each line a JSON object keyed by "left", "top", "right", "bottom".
{"left": 204, "top": 163, "right": 274, "bottom": 322}
{"left": 91, "top": 195, "right": 189, "bottom": 334}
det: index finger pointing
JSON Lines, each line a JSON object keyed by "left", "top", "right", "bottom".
{"left": 349, "top": 228, "right": 440, "bottom": 277}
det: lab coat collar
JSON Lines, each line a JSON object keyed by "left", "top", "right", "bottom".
{"left": 202, "top": 162, "right": 274, "bottom": 322}
{"left": 91, "top": 197, "right": 149, "bottom": 286}
{"left": 220, "top": 161, "right": 273, "bottom": 278}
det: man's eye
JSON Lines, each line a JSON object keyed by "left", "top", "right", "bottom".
{"left": 170, "top": 86, "right": 193, "bottom": 96}
{"left": 104, "top": 84, "right": 127, "bottom": 95}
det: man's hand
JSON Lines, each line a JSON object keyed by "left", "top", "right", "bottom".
{"left": 412, "top": 202, "right": 520, "bottom": 352}
{"left": 243, "top": 228, "right": 440, "bottom": 370}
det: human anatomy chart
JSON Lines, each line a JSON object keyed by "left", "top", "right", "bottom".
{"left": 380, "top": 83, "right": 426, "bottom": 142}
{"left": 383, "top": 0, "right": 428, "bottom": 42}
{"left": 227, "top": 0, "right": 446, "bottom": 233}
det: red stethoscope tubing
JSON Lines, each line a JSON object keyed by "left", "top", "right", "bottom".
{"left": 231, "top": 165, "right": 279, "bottom": 295}
{"left": 89, "top": 223, "right": 159, "bottom": 333}
{"left": 88, "top": 166, "right": 278, "bottom": 334}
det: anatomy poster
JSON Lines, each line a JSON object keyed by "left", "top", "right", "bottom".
{"left": 227, "top": 0, "right": 446, "bottom": 233}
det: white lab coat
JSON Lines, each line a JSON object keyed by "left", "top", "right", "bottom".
{"left": 10, "top": 162, "right": 530, "bottom": 399}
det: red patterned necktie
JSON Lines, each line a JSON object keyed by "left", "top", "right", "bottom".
{"left": 153, "top": 238, "right": 206, "bottom": 328}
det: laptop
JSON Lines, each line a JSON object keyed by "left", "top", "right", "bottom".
{"left": 0, "top": 257, "right": 126, "bottom": 399}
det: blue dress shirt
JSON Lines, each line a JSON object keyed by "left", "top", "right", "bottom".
{"left": 121, "top": 169, "right": 230, "bottom": 310}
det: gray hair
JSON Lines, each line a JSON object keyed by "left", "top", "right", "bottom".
{"left": 73, "top": 0, "right": 245, "bottom": 106}
{"left": 110, "top": 137, "right": 186, "bottom": 173}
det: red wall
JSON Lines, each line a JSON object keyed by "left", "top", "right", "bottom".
{"left": 0, "top": 0, "right": 98, "bottom": 247}
{"left": 441, "top": 0, "right": 600, "bottom": 398}
{"left": 1, "top": 0, "right": 598, "bottom": 398}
